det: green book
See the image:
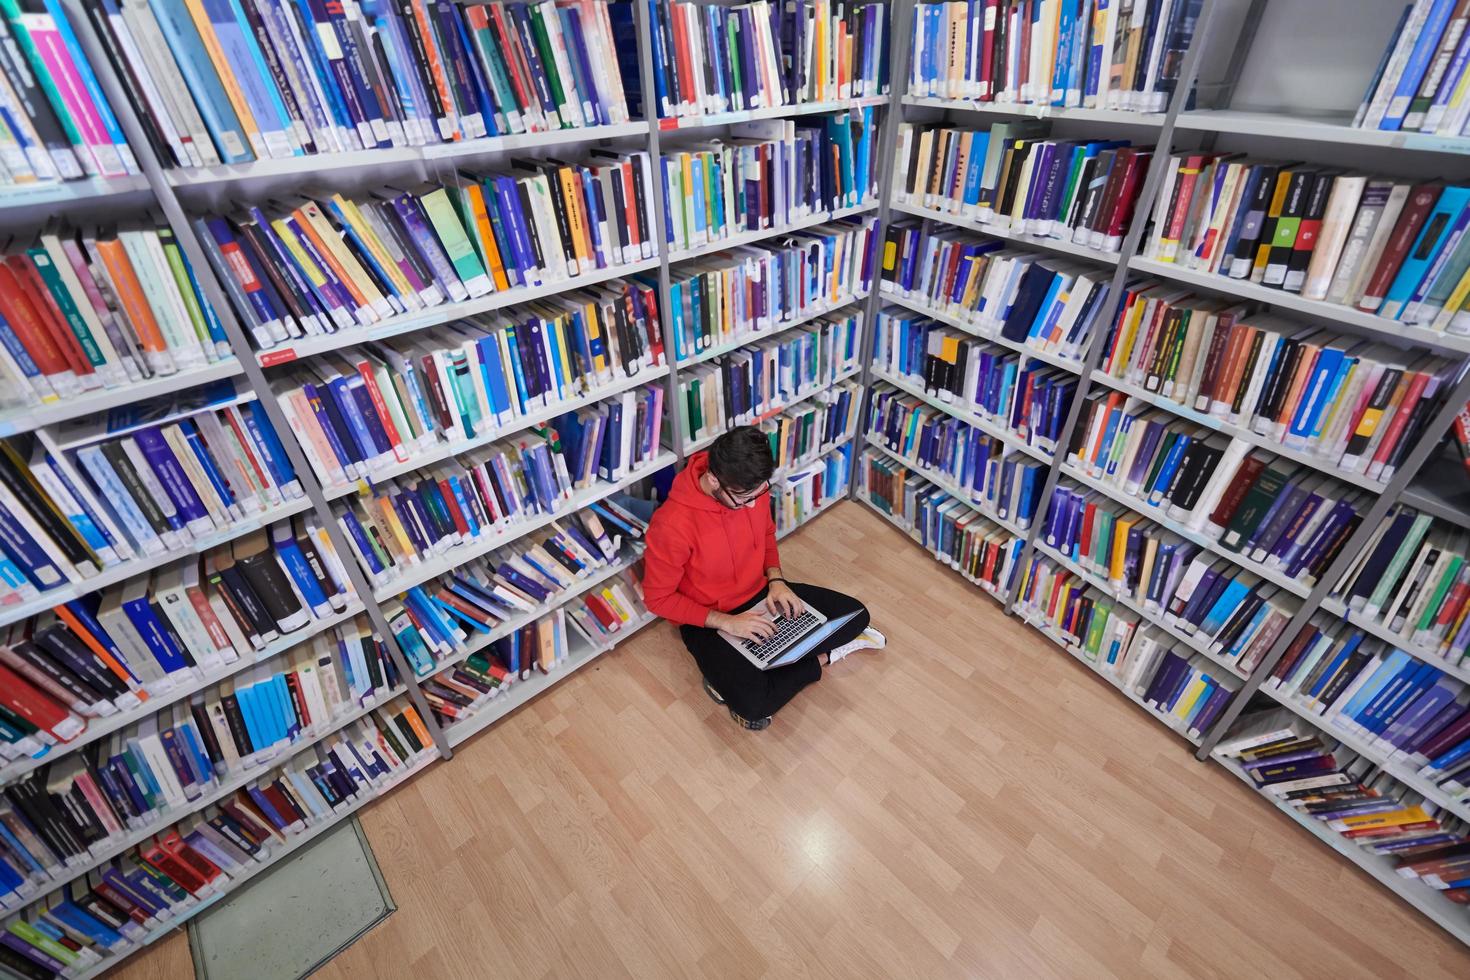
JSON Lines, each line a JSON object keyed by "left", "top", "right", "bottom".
{"left": 1084, "top": 599, "right": 1113, "bottom": 656}
{"left": 26, "top": 244, "right": 106, "bottom": 369}
{"left": 157, "top": 235, "right": 211, "bottom": 347}
{"left": 419, "top": 188, "right": 491, "bottom": 295}
{"left": 525, "top": 3, "right": 569, "bottom": 124}
{"left": 1219, "top": 466, "right": 1292, "bottom": 552}
{"left": 1365, "top": 514, "right": 1433, "bottom": 614}
{"left": 1417, "top": 555, "right": 1467, "bottom": 635}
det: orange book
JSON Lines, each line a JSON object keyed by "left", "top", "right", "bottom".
{"left": 54, "top": 605, "right": 147, "bottom": 698}
{"left": 92, "top": 238, "right": 168, "bottom": 354}
{"left": 1274, "top": 343, "right": 1322, "bottom": 430}
{"left": 1211, "top": 324, "right": 1258, "bottom": 412}
{"left": 463, "top": 182, "right": 509, "bottom": 291}
{"left": 0, "top": 263, "right": 72, "bottom": 387}
{"left": 400, "top": 704, "right": 433, "bottom": 751}
{"left": 409, "top": 0, "right": 459, "bottom": 139}
{"left": 553, "top": 164, "right": 593, "bottom": 271}
{"left": 292, "top": 204, "right": 372, "bottom": 312}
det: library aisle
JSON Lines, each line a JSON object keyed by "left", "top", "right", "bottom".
{"left": 110, "top": 504, "right": 1469, "bottom": 980}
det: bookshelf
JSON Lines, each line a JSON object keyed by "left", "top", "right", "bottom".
{"left": 0, "top": 0, "right": 887, "bottom": 971}
{"left": 845, "top": 0, "right": 1470, "bottom": 946}
{"left": 8, "top": 0, "right": 1470, "bottom": 965}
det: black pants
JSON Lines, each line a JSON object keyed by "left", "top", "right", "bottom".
{"left": 680, "top": 582, "right": 870, "bottom": 721}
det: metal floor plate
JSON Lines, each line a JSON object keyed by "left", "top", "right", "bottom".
{"left": 189, "top": 819, "right": 393, "bottom": 980}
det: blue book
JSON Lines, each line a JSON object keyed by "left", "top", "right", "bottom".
{"left": 234, "top": 683, "right": 267, "bottom": 753}
{"left": 1379, "top": 0, "right": 1460, "bottom": 131}
{"left": 146, "top": 0, "right": 253, "bottom": 162}
{"left": 1384, "top": 187, "right": 1470, "bottom": 318}
{"left": 1363, "top": 662, "right": 1441, "bottom": 735}
{"left": 1342, "top": 649, "right": 1415, "bottom": 726}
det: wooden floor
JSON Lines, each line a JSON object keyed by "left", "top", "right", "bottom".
{"left": 118, "top": 501, "right": 1470, "bottom": 979}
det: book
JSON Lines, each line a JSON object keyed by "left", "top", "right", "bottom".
{"left": 648, "top": 0, "right": 888, "bottom": 119}
{"left": 867, "top": 383, "right": 1048, "bottom": 530}
{"left": 908, "top": 0, "right": 1203, "bottom": 113}
{"left": 664, "top": 215, "right": 878, "bottom": 361}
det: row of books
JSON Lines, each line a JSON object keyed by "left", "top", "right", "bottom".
{"left": 908, "top": 0, "right": 1200, "bottom": 113}
{"left": 200, "top": 155, "right": 660, "bottom": 351}
{"left": 0, "top": 698, "right": 435, "bottom": 975}
{"left": 0, "top": 518, "right": 356, "bottom": 762}
{"left": 872, "top": 307, "right": 1077, "bottom": 455}
{"left": 666, "top": 215, "right": 877, "bottom": 362}
{"left": 1143, "top": 157, "right": 1470, "bottom": 332}
{"left": 387, "top": 503, "right": 644, "bottom": 673}
{"left": 895, "top": 122, "right": 1151, "bottom": 252}
{"left": 270, "top": 286, "right": 663, "bottom": 490}
{"left": 648, "top": 0, "right": 887, "bottom": 118}
{"left": 0, "top": 617, "right": 402, "bottom": 880}
{"left": 867, "top": 384, "right": 1046, "bottom": 528}
{"left": 763, "top": 381, "right": 859, "bottom": 469}
{"left": 677, "top": 311, "right": 860, "bottom": 435}
{"left": 334, "top": 395, "right": 664, "bottom": 591}
{"left": 98, "top": 0, "right": 631, "bottom": 169}
{"left": 1066, "top": 394, "right": 1369, "bottom": 584}
{"left": 662, "top": 113, "right": 878, "bottom": 254}
{"left": 1015, "top": 557, "right": 1237, "bottom": 738}
{"left": 1331, "top": 506, "right": 1470, "bottom": 667}
{"left": 1039, "top": 483, "right": 1293, "bottom": 678}
{"left": 1357, "top": 0, "right": 1470, "bottom": 136}
{"left": 859, "top": 452, "right": 1021, "bottom": 596}
{"left": 420, "top": 608, "right": 564, "bottom": 726}
{"left": 0, "top": 0, "right": 139, "bottom": 186}
{"left": 880, "top": 222, "right": 1111, "bottom": 362}
{"left": 771, "top": 442, "right": 852, "bottom": 535}
{"left": 1221, "top": 713, "right": 1470, "bottom": 901}
{"left": 0, "top": 225, "right": 231, "bottom": 410}
{"left": 1096, "top": 282, "right": 1455, "bottom": 483}
{"left": 0, "top": 401, "right": 300, "bottom": 608}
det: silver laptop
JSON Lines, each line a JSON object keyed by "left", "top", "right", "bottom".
{"left": 718, "top": 599, "right": 860, "bottom": 670}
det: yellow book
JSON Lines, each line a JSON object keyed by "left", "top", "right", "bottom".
{"left": 1332, "top": 806, "right": 1432, "bottom": 832}
{"left": 374, "top": 494, "right": 416, "bottom": 564}
{"left": 270, "top": 217, "right": 333, "bottom": 311}
{"left": 1170, "top": 676, "right": 1209, "bottom": 722}
{"left": 813, "top": 5, "right": 827, "bottom": 99}
{"left": 601, "top": 586, "right": 631, "bottom": 622}
{"left": 294, "top": 202, "right": 389, "bottom": 318}
{"left": 679, "top": 153, "right": 696, "bottom": 243}
{"left": 1432, "top": 261, "right": 1470, "bottom": 332}
{"left": 1109, "top": 518, "right": 1135, "bottom": 583}
{"left": 332, "top": 195, "right": 414, "bottom": 304}
{"left": 550, "top": 166, "right": 591, "bottom": 273}
{"left": 550, "top": 312, "right": 575, "bottom": 395}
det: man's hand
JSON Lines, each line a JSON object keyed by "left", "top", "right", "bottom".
{"left": 767, "top": 580, "right": 803, "bottom": 618}
{"left": 710, "top": 610, "right": 776, "bottom": 642}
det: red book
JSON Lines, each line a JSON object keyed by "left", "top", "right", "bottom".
{"left": 356, "top": 359, "right": 406, "bottom": 459}
{"left": 435, "top": 478, "right": 471, "bottom": 535}
{"left": 1104, "top": 150, "right": 1153, "bottom": 242}
{"left": 284, "top": 672, "right": 311, "bottom": 730}
{"left": 159, "top": 829, "right": 223, "bottom": 885}
{"left": 1208, "top": 454, "right": 1267, "bottom": 528}
{"left": 669, "top": 3, "right": 697, "bottom": 113}
{"left": 0, "top": 263, "right": 73, "bottom": 383}
{"left": 1358, "top": 183, "right": 1442, "bottom": 312}
{"left": 1370, "top": 370, "right": 1432, "bottom": 472}
{"left": 0, "top": 661, "right": 82, "bottom": 741}
{"left": 582, "top": 592, "right": 619, "bottom": 629}
{"left": 140, "top": 843, "right": 208, "bottom": 895}
{"left": 10, "top": 258, "right": 93, "bottom": 379}
{"left": 978, "top": 0, "right": 998, "bottom": 100}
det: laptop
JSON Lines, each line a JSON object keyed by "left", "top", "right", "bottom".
{"left": 717, "top": 599, "right": 861, "bottom": 670}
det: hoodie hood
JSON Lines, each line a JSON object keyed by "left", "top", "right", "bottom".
{"left": 667, "top": 451, "right": 726, "bottom": 512}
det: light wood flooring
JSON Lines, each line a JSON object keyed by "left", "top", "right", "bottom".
{"left": 117, "top": 501, "right": 1470, "bottom": 979}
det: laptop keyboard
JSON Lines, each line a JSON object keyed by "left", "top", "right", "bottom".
{"left": 742, "top": 609, "right": 822, "bottom": 664}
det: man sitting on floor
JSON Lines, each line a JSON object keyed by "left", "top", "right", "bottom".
{"left": 641, "top": 427, "right": 885, "bottom": 730}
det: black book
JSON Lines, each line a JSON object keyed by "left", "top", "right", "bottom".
{"left": 206, "top": 557, "right": 271, "bottom": 645}
{"left": 1256, "top": 337, "right": 1302, "bottom": 426}
{"left": 232, "top": 531, "right": 307, "bottom": 633}
{"left": 0, "top": 939, "right": 53, "bottom": 980}
{"left": 1231, "top": 165, "right": 1285, "bottom": 276}
{"left": 0, "top": 442, "right": 94, "bottom": 577}
{"left": 238, "top": 218, "right": 314, "bottom": 328}
{"left": 1171, "top": 443, "right": 1224, "bottom": 512}
{"left": 5, "top": 780, "right": 79, "bottom": 863}
{"left": 188, "top": 699, "right": 225, "bottom": 772}
{"left": 218, "top": 692, "right": 257, "bottom": 756}
{"left": 98, "top": 441, "right": 171, "bottom": 537}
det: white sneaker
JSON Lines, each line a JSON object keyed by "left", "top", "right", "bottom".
{"left": 827, "top": 626, "right": 886, "bottom": 665}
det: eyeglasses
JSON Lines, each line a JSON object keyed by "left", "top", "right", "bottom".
{"left": 714, "top": 478, "right": 770, "bottom": 509}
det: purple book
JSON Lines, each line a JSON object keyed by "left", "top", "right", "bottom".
{"left": 1142, "top": 651, "right": 1188, "bottom": 707}
{"left": 390, "top": 191, "right": 461, "bottom": 296}
{"left": 131, "top": 427, "right": 211, "bottom": 529}
{"left": 1379, "top": 681, "right": 1458, "bottom": 750}
{"left": 1123, "top": 420, "right": 1165, "bottom": 487}
{"left": 1020, "top": 142, "right": 1056, "bottom": 223}
{"left": 1270, "top": 490, "right": 1326, "bottom": 564}
{"left": 284, "top": 213, "right": 357, "bottom": 323}
{"left": 1190, "top": 684, "right": 1233, "bottom": 734}
{"left": 1243, "top": 474, "right": 1306, "bottom": 556}
{"left": 1286, "top": 500, "right": 1354, "bottom": 578}
{"left": 1405, "top": 703, "right": 1470, "bottom": 760}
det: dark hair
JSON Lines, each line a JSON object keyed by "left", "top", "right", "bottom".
{"left": 706, "top": 426, "right": 774, "bottom": 491}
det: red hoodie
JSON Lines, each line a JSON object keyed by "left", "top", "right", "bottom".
{"left": 642, "top": 451, "right": 780, "bottom": 627}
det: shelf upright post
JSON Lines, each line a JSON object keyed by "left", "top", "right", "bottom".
{"left": 635, "top": 0, "right": 687, "bottom": 463}
{"left": 56, "top": 0, "right": 455, "bottom": 761}
{"left": 848, "top": 0, "right": 915, "bottom": 503}
{"left": 1194, "top": 362, "right": 1470, "bottom": 758}
{"left": 1001, "top": 0, "right": 1227, "bottom": 613}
